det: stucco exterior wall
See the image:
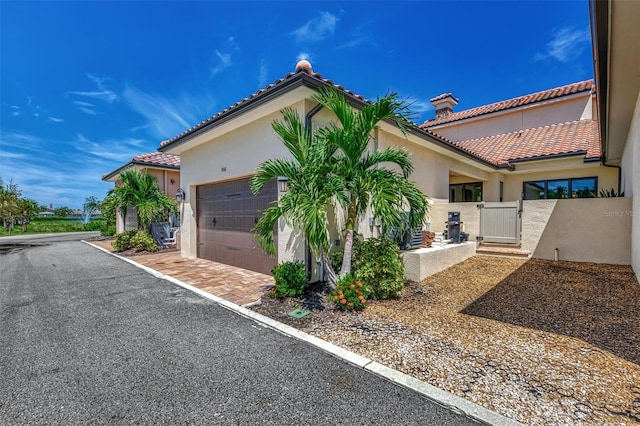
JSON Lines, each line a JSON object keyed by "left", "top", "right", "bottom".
{"left": 430, "top": 94, "right": 593, "bottom": 142}
{"left": 621, "top": 91, "right": 640, "bottom": 277}
{"left": 378, "top": 131, "right": 490, "bottom": 201}
{"left": 179, "top": 102, "right": 307, "bottom": 267}
{"left": 530, "top": 197, "right": 632, "bottom": 264}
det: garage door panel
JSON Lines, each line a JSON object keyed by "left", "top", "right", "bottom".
{"left": 197, "top": 177, "right": 277, "bottom": 275}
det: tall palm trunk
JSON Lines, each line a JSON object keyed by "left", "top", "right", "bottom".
{"left": 320, "top": 246, "right": 338, "bottom": 289}
{"left": 339, "top": 203, "right": 357, "bottom": 278}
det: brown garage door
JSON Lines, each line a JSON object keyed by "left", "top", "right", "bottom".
{"left": 196, "top": 177, "right": 277, "bottom": 275}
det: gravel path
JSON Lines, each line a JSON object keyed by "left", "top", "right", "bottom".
{"left": 252, "top": 256, "right": 640, "bottom": 425}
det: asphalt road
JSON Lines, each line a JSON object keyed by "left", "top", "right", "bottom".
{"left": 0, "top": 237, "right": 480, "bottom": 425}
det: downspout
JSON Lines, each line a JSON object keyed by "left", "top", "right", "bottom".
{"left": 601, "top": 159, "right": 622, "bottom": 195}
{"left": 305, "top": 102, "right": 325, "bottom": 280}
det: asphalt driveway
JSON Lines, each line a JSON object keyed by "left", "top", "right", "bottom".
{"left": 0, "top": 236, "right": 479, "bottom": 425}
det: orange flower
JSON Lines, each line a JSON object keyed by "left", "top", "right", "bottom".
{"left": 359, "top": 296, "right": 365, "bottom": 302}
{"left": 340, "top": 298, "right": 347, "bottom": 304}
{"left": 355, "top": 289, "right": 361, "bottom": 295}
{"left": 357, "top": 281, "right": 363, "bottom": 287}
{"left": 333, "top": 296, "right": 339, "bottom": 302}
{"left": 348, "top": 302, "right": 354, "bottom": 307}
{"left": 350, "top": 284, "right": 355, "bottom": 289}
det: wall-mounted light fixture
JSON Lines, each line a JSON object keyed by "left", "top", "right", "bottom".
{"left": 175, "top": 188, "right": 186, "bottom": 203}
{"left": 277, "top": 177, "right": 289, "bottom": 193}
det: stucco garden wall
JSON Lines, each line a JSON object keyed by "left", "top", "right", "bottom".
{"left": 529, "top": 198, "right": 632, "bottom": 264}
{"left": 430, "top": 198, "right": 632, "bottom": 265}
{"left": 621, "top": 91, "right": 640, "bottom": 277}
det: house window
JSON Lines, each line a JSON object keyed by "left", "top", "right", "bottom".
{"left": 449, "top": 182, "right": 483, "bottom": 202}
{"left": 522, "top": 177, "right": 597, "bottom": 200}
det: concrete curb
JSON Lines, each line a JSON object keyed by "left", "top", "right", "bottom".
{"left": 84, "top": 241, "right": 524, "bottom": 426}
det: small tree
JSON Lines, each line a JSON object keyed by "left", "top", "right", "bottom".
{"left": 16, "top": 198, "right": 38, "bottom": 232}
{"left": 0, "top": 179, "right": 21, "bottom": 232}
{"left": 314, "top": 87, "right": 428, "bottom": 280}
{"left": 53, "top": 206, "right": 72, "bottom": 217}
{"left": 102, "top": 169, "right": 177, "bottom": 231}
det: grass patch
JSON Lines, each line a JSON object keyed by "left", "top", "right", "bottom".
{"left": 0, "top": 217, "right": 106, "bottom": 236}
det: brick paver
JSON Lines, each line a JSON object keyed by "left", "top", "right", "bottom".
{"left": 89, "top": 241, "right": 274, "bottom": 306}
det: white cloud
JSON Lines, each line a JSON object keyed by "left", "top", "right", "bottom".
{"left": 535, "top": 26, "right": 590, "bottom": 63}
{"left": 297, "top": 52, "right": 311, "bottom": 61}
{"left": 73, "top": 133, "right": 146, "bottom": 163}
{"left": 410, "top": 100, "right": 434, "bottom": 115}
{"left": 73, "top": 100, "right": 95, "bottom": 107}
{"left": 12, "top": 111, "right": 21, "bottom": 117}
{"left": 79, "top": 107, "right": 99, "bottom": 115}
{"left": 292, "top": 11, "right": 338, "bottom": 43}
{"left": 0, "top": 131, "right": 42, "bottom": 151}
{"left": 48, "top": 116, "right": 64, "bottom": 123}
{"left": 123, "top": 85, "right": 202, "bottom": 139}
{"left": 86, "top": 73, "right": 109, "bottom": 90}
{"left": 338, "top": 22, "right": 376, "bottom": 49}
{"left": 258, "top": 60, "right": 268, "bottom": 87}
{"left": 67, "top": 90, "right": 118, "bottom": 103}
{"left": 67, "top": 73, "right": 118, "bottom": 108}
{"left": 210, "top": 49, "right": 233, "bottom": 77}
{"left": 0, "top": 149, "right": 26, "bottom": 159}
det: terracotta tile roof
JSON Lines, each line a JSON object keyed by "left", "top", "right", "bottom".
{"left": 160, "top": 68, "right": 368, "bottom": 149}
{"left": 452, "top": 120, "right": 601, "bottom": 165}
{"left": 132, "top": 152, "right": 180, "bottom": 168}
{"left": 421, "top": 80, "right": 594, "bottom": 128}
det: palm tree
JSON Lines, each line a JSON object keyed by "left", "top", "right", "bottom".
{"left": 250, "top": 108, "right": 346, "bottom": 286}
{"left": 252, "top": 87, "right": 428, "bottom": 287}
{"left": 102, "top": 169, "right": 176, "bottom": 230}
{"left": 314, "top": 86, "right": 429, "bottom": 278}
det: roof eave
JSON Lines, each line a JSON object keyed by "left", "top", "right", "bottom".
{"left": 507, "top": 151, "right": 589, "bottom": 164}
{"left": 408, "top": 126, "right": 500, "bottom": 170}
{"left": 101, "top": 161, "right": 180, "bottom": 182}
{"left": 590, "top": 0, "right": 610, "bottom": 161}
{"left": 159, "top": 72, "right": 337, "bottom": 153}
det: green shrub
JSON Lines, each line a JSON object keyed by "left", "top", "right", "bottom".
{"left": 130, "top": 231, "right": 158, "bottom": 252}
{"left": 352, "top": 237, "right": 405, "bottom": 300}
{"left": 329, "top": 250, "right": 343, "bottom": 273}
{"left": 101, "top": 225, "right": 116, "bottom": 237}
{"left": 82, "top": 219, "right": 105, "bottom": 232}
{"left": 112, "top": 230, "right": 137, "bottom": 251}
{"left": 329, "top": 274, "right": 369, "bottom": 311}
{"left": 269, "top": 261, "right": 308, "bottom": 299}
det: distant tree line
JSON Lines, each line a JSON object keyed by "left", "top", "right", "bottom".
{"left": 0, "top": 177, "right": 39, "bottom": 232}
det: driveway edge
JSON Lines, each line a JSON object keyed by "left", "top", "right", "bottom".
{"left": 84, "top": 241, "right": 524, "bottom": 426}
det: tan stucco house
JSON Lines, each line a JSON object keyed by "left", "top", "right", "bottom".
{"left": 157, "top": 48, "right": 634, "bottom": 277}
{"left": 102, "top": 152, "right": 180, "bottom": 233}
{"left": 590, "top": 0, "right": 640, "bottom": 277}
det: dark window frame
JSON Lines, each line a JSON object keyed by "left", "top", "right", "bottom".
{"left": 449, "top": 181, "right": 483, "bottom": 202}
{"left": 522, "top": 176, "right": 598, "bottom": 200}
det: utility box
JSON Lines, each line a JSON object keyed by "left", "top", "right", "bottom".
{"left": 448, "top": 211, "right": 461, "bottom": 244}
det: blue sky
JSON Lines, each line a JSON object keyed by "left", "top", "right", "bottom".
{"left": 1, "top": 1, "right": 593, "bottom": 209}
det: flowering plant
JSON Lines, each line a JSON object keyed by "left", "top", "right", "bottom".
{"left": 329, "top": 274, "right": 369, "bottom": 311}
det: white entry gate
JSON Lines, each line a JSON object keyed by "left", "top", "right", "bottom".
{"left": 477, "top": 201, "right": 521, "bottom": 244}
